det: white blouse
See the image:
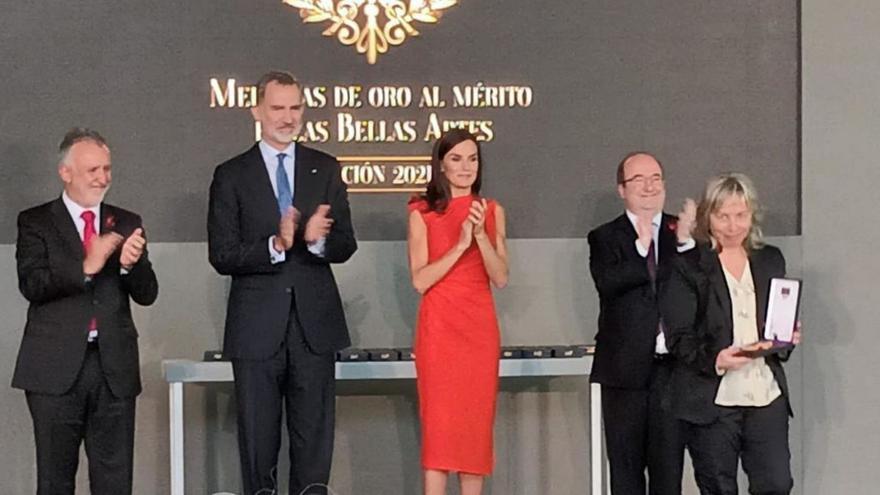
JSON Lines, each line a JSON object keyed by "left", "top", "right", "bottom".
{"left": 715, "top": 261, "right": 782, "bottom": 407}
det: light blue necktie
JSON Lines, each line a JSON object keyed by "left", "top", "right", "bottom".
{"left": 276, "top": 152, "right": 293, "bottom": 215}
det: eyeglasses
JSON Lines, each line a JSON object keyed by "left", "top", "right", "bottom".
{"left": 622, "top": 174, "right": 664, "bottom": 188}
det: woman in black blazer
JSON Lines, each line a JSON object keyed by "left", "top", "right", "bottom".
{"left": 661, "top": 173, "right": 801, "bottom": 495}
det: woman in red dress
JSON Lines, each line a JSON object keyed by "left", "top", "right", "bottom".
{"left": 407, "top": 129, "right": 509, "bottom": 495}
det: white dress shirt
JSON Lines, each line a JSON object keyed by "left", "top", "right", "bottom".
{"left": 259, "top": 141, "right": 326, "bottom": 262}
{"left": 625, "top": 210, "right": 695, "bottom": 354}
{"left": 62, "top": 191, "right": 101, "bottom": 341}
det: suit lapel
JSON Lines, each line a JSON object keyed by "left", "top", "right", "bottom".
{"left": 98, "top": 204, "right": 121, "bottom": 271}
{"left": 700, "top": 246, "right": 734, "bottom": 336}
{"left": 244, "top": 145, "right": 282, "bottom": 221}
{"left": 100, "top": 203, "right": 111, "bottom": 235}
{"left": 658, "top": 214, "right": 677, "bottom": 266}
{"left": 750, "top": 249, "right": 770, "bottom": 336}
{"left": 612, "top": 213, "right": 638, "bottom": 252}
{"left": 292, "top": 144, "right": 321, "bottom": 216}
{"left": 49, "top": 198, "right": 84, "bottom": 258}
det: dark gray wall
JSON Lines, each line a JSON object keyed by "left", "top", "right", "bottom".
{"left": 801, "top": 1, "right": 880, "bottom": 493}
{"left": 0, "top": 0, "right": 799, "bottom": 241}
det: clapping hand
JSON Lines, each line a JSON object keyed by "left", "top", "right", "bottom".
{"left": 120, "top": 228, "right": 147, "bottom": 269}
{"left": 469, "top": 198, "right": 488, "bottom": 239}
{"left": 305, "top": 204, "right": 333, "bottom": 243}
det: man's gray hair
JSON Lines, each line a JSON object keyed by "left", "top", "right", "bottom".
{"left": 58, "top": 127, "right": 109, "bottom": 165}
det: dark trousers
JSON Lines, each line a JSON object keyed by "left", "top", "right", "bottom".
{"left": 687, "top": 396, "right": 793, "bottom": 495}
{"left": 602, "top": 359, "right": 686, "bottom": 495}
{"left": 25, "top": 344, "right": 136, "bottom": 495}
{"left": 231, "top": 302, "right": 336, "bottom": 495}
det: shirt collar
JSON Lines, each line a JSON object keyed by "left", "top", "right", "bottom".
{"left": 62, "top": 190, "right": 101, "bottom": 229}
{"left": 625, "top": 209, "right": 662, "bottom": 230}
{"left": 259, "top": 140, "right": 297, "bottom": 167}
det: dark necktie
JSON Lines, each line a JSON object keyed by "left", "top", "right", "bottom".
{"left": 646, "top": 239, "right": 667, "bottom": 339}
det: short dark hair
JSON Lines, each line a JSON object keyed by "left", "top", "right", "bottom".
{"left": 616, "top": 151, "right": 663, "bottom": 185}
{"left": 256, "top": 71, "right": 302, "bottom": 103}
{"left": 59, "top": 127, "right": 108, "bottom": 163}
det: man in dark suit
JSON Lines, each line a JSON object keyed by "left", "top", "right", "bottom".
{"left": 208, "top": 71, "right": 357, "bottom": 495}
{"left": 587, "top": 152, "right": 695, "bottom": 495}
{"left": 13, "top": 127, "right": 159, "bottom": 494}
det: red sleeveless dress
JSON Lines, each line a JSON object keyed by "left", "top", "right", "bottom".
{"left": 410, "top": 195, "right": 501, "bottom": 475}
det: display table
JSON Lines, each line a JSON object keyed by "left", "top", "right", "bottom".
{"left": 162, "top": 355, "right": 605, "bottom": 494}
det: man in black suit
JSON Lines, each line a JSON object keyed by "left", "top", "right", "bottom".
{"left": 587, "top": 151, "right": 695, "bottom": 495}
{"left": 208, "top": 71, "right": 357, "bottom": 495}
{"left": 13, "top": 128, "right": 159, "bottom": 494}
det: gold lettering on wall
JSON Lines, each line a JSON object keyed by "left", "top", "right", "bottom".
{"left": 209, "top": 78, "right": 532, "bottom": 192}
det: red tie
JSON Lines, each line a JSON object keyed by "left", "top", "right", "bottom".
{"left": 81, "top": 211, "right": 98, "bottom": 337}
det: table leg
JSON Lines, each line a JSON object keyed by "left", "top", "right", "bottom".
{"left": 170, "top": 382, "right": 184, "bottom": 495}
{"left": 590, "top": 382, "right": 603, "bottom": 495}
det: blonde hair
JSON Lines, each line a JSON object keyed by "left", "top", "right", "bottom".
{"left": 695, "top": 173, "right": 765, "bottom": 251}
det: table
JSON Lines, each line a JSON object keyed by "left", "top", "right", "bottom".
{"left": 162, "top": 356, "right": 605, "bottom": 494}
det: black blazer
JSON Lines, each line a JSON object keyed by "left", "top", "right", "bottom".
{"left": 208, "top": 143, "right": 357, "bottom": 359}
{"left": 588, "top": 213, "right": 692, "bottom": 389}
{"left": 660, "top": 243, "right": 792, "bottom": 425}
{"left": 12, "top": 199, "right": 158, "bottom": 397}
